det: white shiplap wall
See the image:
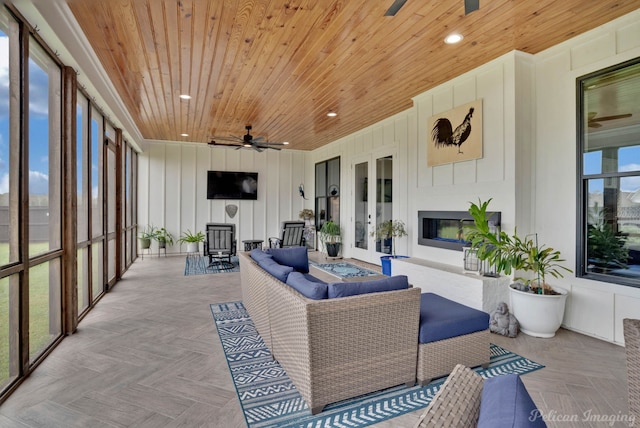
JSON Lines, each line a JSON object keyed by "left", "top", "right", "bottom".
{"left": 137, "top": 141, "right": 311, "bottom": 254}
{"left": 533, "top": 10, "right": 640, "bottom": 343}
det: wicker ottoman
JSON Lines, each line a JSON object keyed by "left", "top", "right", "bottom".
{"left": 417, "top": 293, "right": 490, "bottom": 386}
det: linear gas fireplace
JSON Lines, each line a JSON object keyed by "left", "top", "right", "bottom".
{"left": 418, "top": 210, "right": 501, "bottom": 251}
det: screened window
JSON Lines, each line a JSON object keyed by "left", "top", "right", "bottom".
{"left": 577, "top": 58, "right": 640, "bottom": 287}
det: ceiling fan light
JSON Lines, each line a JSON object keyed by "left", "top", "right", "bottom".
{"left": 444, "top": 33, "right": 463, "bottom": 44}
{"left": 243, "top": 143, "right": 252, "bottom": 147}
{"left": 327, "top": 111, "right": 337, "bottom": 117}
{"left": 283, "top": 142, "right": 289, "bottom": 145}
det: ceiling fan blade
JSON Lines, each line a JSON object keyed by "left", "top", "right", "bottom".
{"left": 208, "top": 140, "right": 244, "bottom": 148}
{"left": 210, "top": 135, "right": 244, "bottom": 142}
{"left": 592, "top": 113, "right": 632, "bottom": 122}
{"left": 384, "top": 0, "right": 408, "bottom": 16}
{"left": 252, "top": 136, "right": 265, "bottom": 142}
{"left": 464, "top": 0, "right": 479, "bottom": 15}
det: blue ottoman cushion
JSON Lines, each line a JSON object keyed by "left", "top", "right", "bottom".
{"left": 258, "top": 258, "right": 294, "bottom": 283}
{"left": 286, "top": 272, "right": 328, "bottom": 300}
{"left": 265, "top": 246, "right": 309, "bottom": 273}
{"left": 477, "top": 374, "right": 547, "bottom": 427}
{"left": 327, "top": 275, "right": 408, "bottom": 298}
{"left": 419, "top": 293, "right": 489, "bottom": 344}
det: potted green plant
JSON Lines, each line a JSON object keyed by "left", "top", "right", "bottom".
{"left": 319, "top": 220, "right": 341, "bottom": 257}
{"left": 371, "top": 220, "right": 408, "bottom": 275}
{"left": 466, "top": 199, "right": 573, "bottom": 338}
{"left": 299, "top": 208, "right": 314, "bottom": 221}
{"left": 178, "top": 229, "right": 205, "bottom": 253}
{"left": 138, "top": 225, "right": 158, "bottom": 250}
{"left": 586, "top": 206, "right": 629, "bottom": 272}
{"left": 155, "top": 227, "right": 175, "bottom": 249}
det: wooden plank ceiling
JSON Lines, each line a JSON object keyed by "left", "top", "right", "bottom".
{"left": 66, "top": 0, "right": 640, "bottom": 151}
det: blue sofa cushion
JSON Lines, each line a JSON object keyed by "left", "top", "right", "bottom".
{"left": 418, "top": 293, "right": 489, "bottom": 344}
{"left": 286, "top": 272, "right": 328, "bottom": 300}
{"left": 258, "top": 258, "right": 294, "bottom": 283}
{"left": 477, "top": 374, "right": 547, "bottom": 428}
{"left": 327, "top": 275, "right": 409, "bottom": 298}
{"left": 265, "top": 246, "right": 309, "bottom": 273}
{"left": 250, "top": 248, "right": 273, "bottom": 263}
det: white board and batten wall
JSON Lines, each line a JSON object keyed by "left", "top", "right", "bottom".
{"left": 137, "top": 9, "right": 640, "bottom": 345}
{"left": 137, "top": 140, "right": 314, "bottom": 255}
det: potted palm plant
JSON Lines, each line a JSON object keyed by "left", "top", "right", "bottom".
{"left": 466, "top": 199, "right": 572, "bottom": 338}
{"left": 319, "top": 220, "right": 341, "bottom": 257}
{"left": 178, "top": 229, "right": 205, "bottom": 253}
{"left": 371, "top": 220, "right": 408, "bottom": 276}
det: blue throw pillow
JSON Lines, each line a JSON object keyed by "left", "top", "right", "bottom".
{"left": 258, "top": 258, "right": 294, "bottom": 283}
{"left": 265, "top": 246, "right": 309, "bottom": 273}
{"left": 250, "top": 248, "right": 273, "bottom": 263}
{"left": 286, "top": 272, "right": 328, "bottom": 300}
{"left": 477, "top": 374, "right": 547, "bottom": 428}
{"left": 327, "top": 275, "right": 409, "bottom": 298}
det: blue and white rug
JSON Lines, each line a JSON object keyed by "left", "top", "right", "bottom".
{"left": 310, "top": 261, "right": 380, "bottom": 278}
{"left": 184, "top": 255, "right": 239, "bottom": 275}
{"left": 210, "top": 301, "right": 544, "bottom": 428}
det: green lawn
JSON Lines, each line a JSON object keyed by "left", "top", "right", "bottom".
{"left": 0, "top": 243, "right": 58, "bottom": 388}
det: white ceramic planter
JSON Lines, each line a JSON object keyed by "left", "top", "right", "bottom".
{"left": 509, "top": 286, "right": 568, "bottom": 338}
{"left": 186, "top": 242, "right": 199, "bottom": 253}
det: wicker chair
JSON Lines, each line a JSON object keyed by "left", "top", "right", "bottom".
{"left": 624, "top": 318, "right": 640, "bottom": 421}
{"left": 414, "top": 364, "right": 484, "bottom": 427}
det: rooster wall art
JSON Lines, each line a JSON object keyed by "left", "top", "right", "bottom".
{"left": 427, "top": 99, "right": 483, "bottom": 167}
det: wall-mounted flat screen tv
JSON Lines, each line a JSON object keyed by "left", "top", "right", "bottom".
{"left": 207, "top": 171, "right": 258, "bottom": 200}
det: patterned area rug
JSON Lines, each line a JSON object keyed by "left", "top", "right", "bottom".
{"left": 310, "top": 261, "right": 380, "bottom": 278}
{"left": 210, "top": 301, "right": 545, "bottom": 428}
{"left": 184, "top": 255, "right": 239, "bottom": 275}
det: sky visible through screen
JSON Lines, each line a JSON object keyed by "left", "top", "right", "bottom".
{"left": 0, "top": 33, "right": 51, "bottom": 197}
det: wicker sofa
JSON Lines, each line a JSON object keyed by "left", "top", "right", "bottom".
{"left": 238, "top": 249, "right": 421, "bottom": 414}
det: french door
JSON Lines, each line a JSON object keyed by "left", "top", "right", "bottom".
{"left": 351, "top": 151, "right": 395, "bottom": 264}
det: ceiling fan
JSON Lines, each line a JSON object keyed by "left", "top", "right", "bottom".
{"left": 385, "top": 0, "right": 479, "bottom": 16}
{"left": 587, "top": 111, "right": 633, "bottom": 128}
{"left": 208, "top": 125, "right": 288, "bottom": 152}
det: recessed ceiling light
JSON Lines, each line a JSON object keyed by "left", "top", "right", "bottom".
{"left": 180, "top": 133, "right": 189, "bottom": 137}
{"left": 179, "top": 94, "right": 191, "bottom": 100}
{"left": 283, "top": 142, "right": 289, "bottom": 145}
{"left": 327, "top": 111, "right": 337, "bottom": 117}
{"left": 444, "top": 33, "right": 463, "bottom": 44}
